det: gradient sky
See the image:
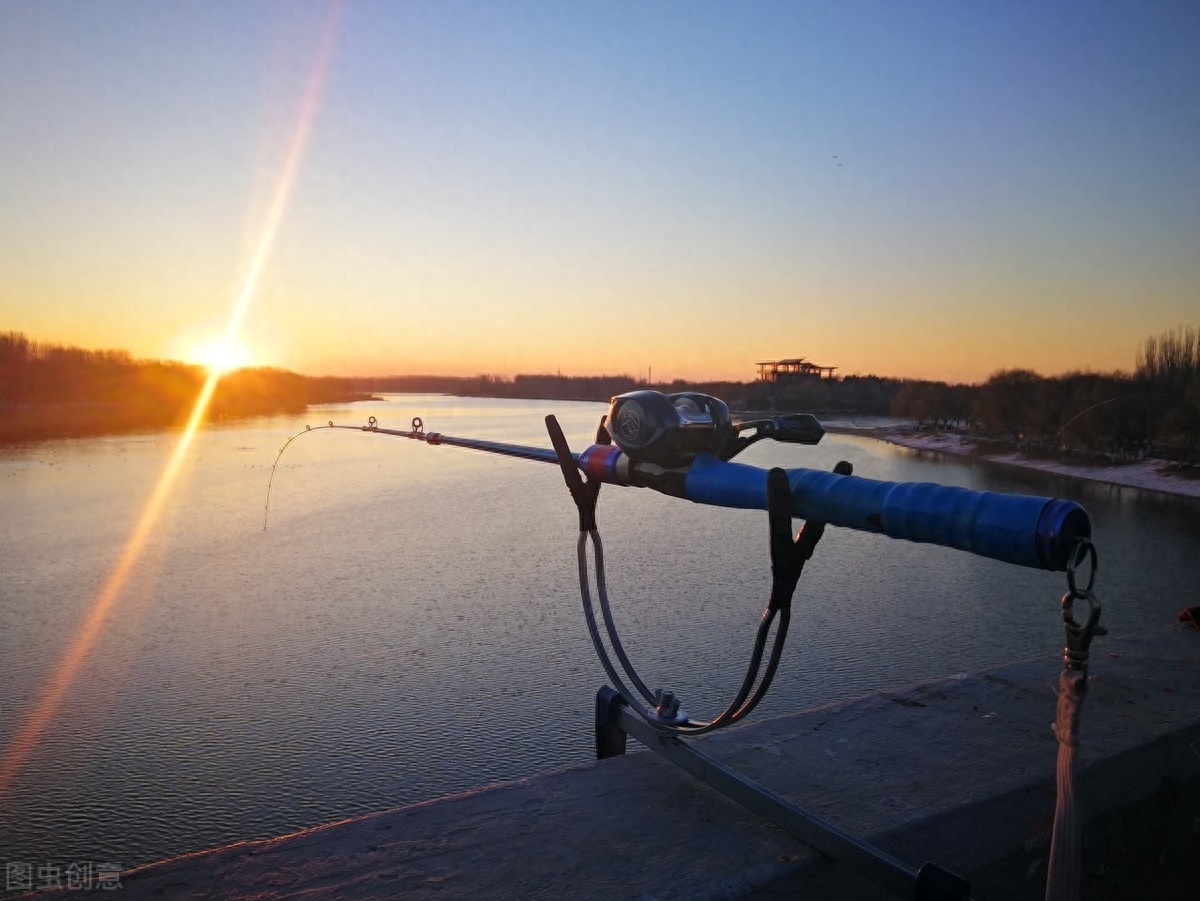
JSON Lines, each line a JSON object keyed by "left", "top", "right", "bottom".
{"left": 1, "top": 1, "right": 1197, "bottom": 384}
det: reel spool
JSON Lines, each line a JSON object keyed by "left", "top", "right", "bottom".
{"left": 605, "top": 390, "right": 826, "bottom": 468}
{"left": 606, "top": 391, "right": 738, "bottom": 467}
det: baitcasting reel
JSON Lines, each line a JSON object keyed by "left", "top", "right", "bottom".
{"left": 604, "top": 390, "right": 825, "bottom": 468}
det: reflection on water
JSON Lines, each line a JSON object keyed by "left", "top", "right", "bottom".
{"left": 2, "top": 395, "right": 1198, "bottom": 866}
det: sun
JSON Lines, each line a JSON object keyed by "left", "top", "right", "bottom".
{"left": 185, "top": 333, "right": 256, "bottom": 375}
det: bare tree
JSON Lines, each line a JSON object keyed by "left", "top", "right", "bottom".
{"left": 973, "top": 369, "right": 1042, "bottom": 443}
{"left": 1136, "top": 325, "right": 1199, "bottom": 394}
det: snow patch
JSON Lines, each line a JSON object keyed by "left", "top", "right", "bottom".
{"left": 877, "top": 432, "right": 1200, "bottom": 499}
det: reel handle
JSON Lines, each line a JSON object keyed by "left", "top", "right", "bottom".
{"left": 755, "top": 413, "right": 825, "bottom": 445}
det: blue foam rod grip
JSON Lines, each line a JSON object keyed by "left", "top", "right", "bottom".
{"left": 683, "top": 455, "right": 1090, "bottom": 571}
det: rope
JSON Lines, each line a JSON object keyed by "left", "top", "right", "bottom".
{"left": 1045, "top": 666, "right": 1087, "bottom": 900}
{"left": 1044, "top": 543, "right": 1102, "bottom": 901}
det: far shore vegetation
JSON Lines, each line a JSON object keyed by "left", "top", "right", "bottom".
{"left": 2, "top": 327, "right": 1198, "bottom": 467}
{"left": 0, "top": 331, "right": 374, "bottom": 443}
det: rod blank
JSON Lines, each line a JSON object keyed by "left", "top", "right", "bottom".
{"left": 346, "top": 425, "right": 1091, "bottom": 572}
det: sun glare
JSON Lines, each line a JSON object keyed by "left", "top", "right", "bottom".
{"left": 188, "top": 333, "right": 255, "bottom": 375}
{"left": 0, "top": 0, "right": 342, "bottom": 802}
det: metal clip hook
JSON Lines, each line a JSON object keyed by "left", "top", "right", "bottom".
{"left": 1065, "top": 538, "right": 1097, "bottom": 595}
{"left": 1061, "top": 588, "right": 1104, "bottom": 670}
{"left": 1061, "top": 538, "right": 1104, "bottom": 670}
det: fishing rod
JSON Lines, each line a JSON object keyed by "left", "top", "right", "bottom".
{"left": 268, "top": 389, "right": 1090, "bottom": 572}
{"left": 266, "top": 389, "right": 1102, "bottom": 900}
{"left": 264, "top": 389, "right": 1097, "bottom": 730}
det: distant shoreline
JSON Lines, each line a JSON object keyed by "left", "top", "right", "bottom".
{"left": 0, "top": 392, "right": 376, "bottom": 445}
{"left": 827, "top": 425, "right": 1200, "bottom": 501}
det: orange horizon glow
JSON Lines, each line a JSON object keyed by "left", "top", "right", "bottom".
{"left": 0, "top": 317, "right": 1150, "bottom": 387}
{"left": 0, "top": 1, "right": 343, "bottom": 799}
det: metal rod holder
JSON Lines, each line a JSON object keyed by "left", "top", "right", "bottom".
{"left": 596, "top": 687, "right": 972, "bottom": 901}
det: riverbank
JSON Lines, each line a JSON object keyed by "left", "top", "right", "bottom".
{"left": 829, "top": 425, "right": 1200, "bottom": 500}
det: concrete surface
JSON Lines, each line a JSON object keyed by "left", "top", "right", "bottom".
{"left": 68, "top": 625, "right": 1200, "bottom": 899}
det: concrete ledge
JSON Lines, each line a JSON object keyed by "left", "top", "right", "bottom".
{"left": 107, "top": 625, "right": 1200, "bottom": 899}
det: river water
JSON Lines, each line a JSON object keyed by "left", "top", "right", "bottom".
{"left": 2, "top": 394, "right": 1198, "bottom": 869}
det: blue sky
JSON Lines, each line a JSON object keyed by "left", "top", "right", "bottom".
{"left": 1, "top": 0, "right": 1197, "bottom": 382}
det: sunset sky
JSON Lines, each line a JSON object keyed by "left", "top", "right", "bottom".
{"left": 1, "top": 1, "right": 1196, "bottom": 384}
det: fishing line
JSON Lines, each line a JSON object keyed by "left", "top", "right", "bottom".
{"left": 263, "top": 416, "right": 431, "bottom": 530}
{"left": 263, "top": 422, "right": 342, "bottom": 531}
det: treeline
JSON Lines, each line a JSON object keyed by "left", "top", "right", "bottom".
{"left": 471, "top": 373, "right": 748, "bottom": 403}
{"left": 342, "top": 373, "right": 647, "bottom": 400}
{"left": 346, "top": 374, "right": 477, "bottom": 394}
{"left": 6, "top": 324, "right": 1196, "bottom": 459}
{"left": 462, "top": 372, "right": 904, "bottom": 413}
{"left": 452, "top": 349, "right": 1200, "bottom": 465}
{"left": 0, "top": 332, "right": 369, "bottom": 442}
{"left": 476, "top": 373, "right": 641, "bottom": 401}
{"left": 741, "top": 373, "right": 903, "bottom": 415}
{"left": 891, "top": 325, "right": 1200, "bottom": 461}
